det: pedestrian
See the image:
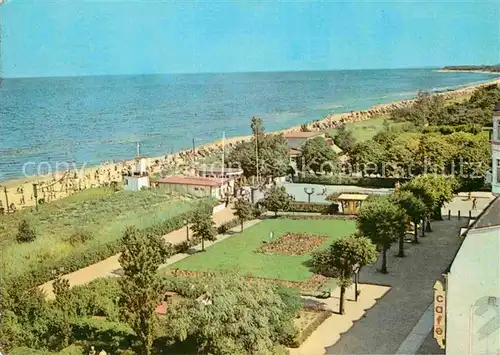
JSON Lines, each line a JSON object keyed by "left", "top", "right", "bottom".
{"left": 472, "top": 198, "right": 477, "bottom": 211}
{"left": 322, "top": 185, "right": 327, "bottom": 195}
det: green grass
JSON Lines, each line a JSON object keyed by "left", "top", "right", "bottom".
{"left": 0, "top": 188, "right": 202, "bottom": 280}
{"left": 326, "top": 114, "right": 390, "bottom": 142}
{"left": 167, "top": 219, "right": 356, "bottom": 282}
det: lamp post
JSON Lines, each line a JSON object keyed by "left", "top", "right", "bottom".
{"left": 304, "top": 187, "right": 315, "bottom": 203}
{"left": 32, "top": 183, "right": 38, "bottom": 212}
{"left": 3, "top": 186, "right": 9, "bottom": 214}
{"left": 183, "top": 219, "right": 189, "bottom": 241}
{"left": 353, "top": 263, "right": 361, "bottom": 302}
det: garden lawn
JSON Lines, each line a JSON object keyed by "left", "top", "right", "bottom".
{"left": 0, "top": 188, "right": 206, "bottom": 281}
{"left": 167, "top": 219, "right": 356, "bottom": 282}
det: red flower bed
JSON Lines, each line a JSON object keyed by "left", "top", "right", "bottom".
{"left": 255, "top": 233, "right": 329, "bottom": 256}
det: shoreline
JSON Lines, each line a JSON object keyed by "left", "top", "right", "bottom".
{"left": 435, "top": 69, "right": 500, "bottom": 75}
{"left": 1, "top": 78, "right": 499, "bottom": 210}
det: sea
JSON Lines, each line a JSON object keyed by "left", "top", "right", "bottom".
{"left": 1, "top": 68, "right": 499, "bottom": 182}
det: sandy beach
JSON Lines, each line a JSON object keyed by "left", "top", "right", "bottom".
{"left": 1, "top": 78, "right": 499, "bottom": 212}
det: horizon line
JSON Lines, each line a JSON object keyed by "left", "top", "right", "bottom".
{"left": 0, "top": 65, "right": 451, "bottom": 80}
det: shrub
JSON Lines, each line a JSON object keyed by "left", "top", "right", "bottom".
{"left": 71, "top": 318, "right": 135, "bottom": 352}
{"left": 288, "top": 310, "right": 331, "bottom": 348}
{"left": 297, "top": 174, "right": 404, "bottom": 188}
{"left": 15, "top": 220, "right": 37, "bottom": 243}
{"left": 217, "top": 218, "right": 240, "bottom": 234}
{"left": 288, "top": 202, "right": 340, "bottom": 215}
{"left": 67, "top": 230, "right": 93, "bottom": 246}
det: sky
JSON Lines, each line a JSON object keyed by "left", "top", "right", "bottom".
{"left": 0, "top": 0, "right": 499, "bottom": 78}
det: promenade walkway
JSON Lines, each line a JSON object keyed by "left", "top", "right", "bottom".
{"left": 39, "top": 205, "right": 237, "bottom": 298}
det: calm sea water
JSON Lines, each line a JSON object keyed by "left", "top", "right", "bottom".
{"left": 1, "top": 69, "right": 498, "bottom": 182}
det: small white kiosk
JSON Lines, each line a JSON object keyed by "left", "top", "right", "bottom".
{"left": 123, "top": 156, "right": 150, "bottom": 191}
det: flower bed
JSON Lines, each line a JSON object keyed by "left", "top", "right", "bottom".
{"left": 289, "top": 308, "right": 331, "bottom": 348}
{"left": 255, "top": 233, "right": 329, "bottom": 256}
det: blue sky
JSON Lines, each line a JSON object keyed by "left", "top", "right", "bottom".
{"left": 1, "top": 0, "right": 499, "bottom": 77}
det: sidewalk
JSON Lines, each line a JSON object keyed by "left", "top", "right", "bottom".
{"left": 39, "top": 205, "right": 237, "bottom": 298}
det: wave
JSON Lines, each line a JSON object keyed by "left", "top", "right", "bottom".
{"left": 315, "top": 103, "right": 344, "bottom": 110}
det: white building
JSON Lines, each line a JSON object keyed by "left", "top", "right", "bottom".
{"left": 196, "top": 166, "right": 243, "bottom": 196}
{"left": 444, "top": 103, "right": 500, "bottom": 354}
{"left": 123, "top": 157, "right": 150, "bottom": 192}
{"left": 492, "top": 102, "right": 500, "bottom": 196}
{"left": 155, "top": 176, "right": 229, "bottom": 200}
{"left": 446, "top": 197, "right": 500, "bottom": 355}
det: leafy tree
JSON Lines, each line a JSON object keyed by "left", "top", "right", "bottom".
{"left": 52, "top": 276, "right": 75, "bottom": 348}
{"left": 297, "top": 136, "right": 338, "bottom": 174}
{"left": 333, "top": 126, "right": 357, "bottom": 154}
{"left": 391, "top": 191, "right": 427, "bottom": 248}
{"left": 349, "top": 141, "right": 385, "bottom": 177}
{"left": 414, "top": 134, "right": 457, "bottom": 175}
{"left": 165, "top": 273, "right": 298, "bottom": 355}
{"left": 261, "top": 186, "right": 295, "bottom": 216}
{"left": 190, "top": 207, "right": 217, "bottom": 251}
{"left": 16, "top": 219, "right": 37, "bottom": 243}
{"left": 311, "top": 235, "right": 377, "bottom": 314}
{"left": 118, "top": 226, "right": 172, "bottom": 355}
{"left": 234, "top": 197, "right": 253, "bottom": 232}
{"left": 357, "top": 197, "right": 406, "bottom": 274}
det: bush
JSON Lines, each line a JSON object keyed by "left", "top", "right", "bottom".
{"left": 288, "top": 202, "right": 340, "bottom": 215}
{"left": 288, "top": 310, "right": 331, "bottom": 348}
{"left": 15, "top": 220, "right": 37, "bottom": 243}
{"left": 217, "top": 218, "right": 240, "bottom": 234}
{"left": 67, "top": 230, "right": 93, "bottom": 246}
{"left": 71, "top": 318, "right": 135, "bottom": 352}
{"left": 297, "top": 174, "right": 404, "bottom": 188}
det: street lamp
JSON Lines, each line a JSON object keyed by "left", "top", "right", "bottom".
{"left": 304, "top": 187, "right": 315, "bottom": 203}
{"left": 183, "top": 219, "right": 189, "bottom": 241}
{"left": 353, "top": 263, "right": 361, "bottom": 302}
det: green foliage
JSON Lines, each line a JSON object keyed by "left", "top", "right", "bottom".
{"left": 66, "top": 229, "right": 93, "bottom": 246}
{"left": 298, "top": 174, "right": 402, "bottom": 188}
{"left": 297, "top": 137, "right": 339, "bottom": 174}
{"left": 164, "top": 273, "right": 298, "bottom": 355}
{"left": 288, "top": 202, "right": 340, "bottom": 214}
{"left": 261, "top": 186, "right": 295, "bottom": 216}
{"left": 334, "top": 125, "right": 357, "bottom": 153}
{"left": 52, "top": 276, "right": 75, "bottom": 348}
{"left": 190, "top": 207, "right": 217, "bottom": 251}
{"left": 118, "top": 226, "right": 172, "bottom": 355}
{"left": 311, "top": 235, "right": 377, "bottom": 313}
{"left": 228, "top": 117, "right": 289, "bottom": 179}
{"left": 349, "top": 140, "right": 385, "bottom": 176}
{"left": 391, "top": 191, "right": 427, "bottom": 247}
{"left": 357, "top": 196, "right": 406, "bottom": 273}
{"left": 234, "top": 197, "right": 254, "bottom": 231}
{"left": 71, "top": 317, "right": 135, "bottom": 352}
{"left": 16, "top": 219, "right": 37, "bottom": 243}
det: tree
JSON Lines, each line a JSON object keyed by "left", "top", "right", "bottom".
{"left": 414, "top": 134, "right": 457, "bottom": 175}
{"left": 261, "top": 186, "right": 295, "bottom": 217}
{"left": 234, "top": 197, "right": 253, "bottom": 232}
{"left": 16, "top": 219, "right": 37, "bottom": 243}
{"left": 297, "top": 136, "right": 338, "bottom": 174}
{"left": 311, "top": 235, "right": 377, "bottom": 314}
{"left": 52, "top": 276, "right": 74, "bottom": 348}
{"left": 333, "top": 126, "right": 357, "bottom": 154}
{"left": 357, "top": 197, "right": 406, "bottom": 274}
{"left": 391, "top": 191, "right": 427, "bottom": 248}
{"left": 118, "top": 226, "right": 172, "bottom": 355}
{"left": 190, "top": 207, "right": 217, "bottom": 251}
{"left": 165, "top": 273, "right": 298, "bottom": 355}
{"left": 349, "top": 141, "right": 385, "bottom": 177}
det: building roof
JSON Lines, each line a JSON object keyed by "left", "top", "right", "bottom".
{"left": 156, "top": 176, "right": 227, "bottom": 187}
{"left": 470, "top": 196, "right": 500, "bottom": 230}
{"left": 196, "top": 166, "right": 243, "bottom": 175}
{"left": 289, "top": 148, "right": 302, "bottom": 157}
{"left": 283, "top": 131, "right": 324, "bottom": 139}
{"left": 494, "top": 102, "right": 500, "bottom": 112}
{"left": 337, "top": 193, "right": 369, "bottom": 201}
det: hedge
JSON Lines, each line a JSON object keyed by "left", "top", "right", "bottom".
{"left": 5, "top": 200, "right": 216, "bottom": 292}
{"left": 297, "top": 174, "right": 404, "bottom": 188}
{"left": 289, "top": 202, "right": 340, "bottom": 214}
{"left": 277, "top": 215, "right": 357, "bottom": 221}
{"left": 71, "top": 318, "right": 135, "bottom": 352}
{"left": 288, "top": 310, "right": 331, "bottom": 348}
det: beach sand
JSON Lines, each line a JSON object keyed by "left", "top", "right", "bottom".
{"left": 1, "top": 78, "right": 498, "bottom": 211}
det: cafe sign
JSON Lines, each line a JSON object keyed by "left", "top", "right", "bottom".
{"left": 433, "top": 280, "right": 446, "bottom": 349}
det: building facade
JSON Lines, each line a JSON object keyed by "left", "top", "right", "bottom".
{"left": 492, "top": 102, "right": 500, "bottom": 196}
{"left": 123, "top": 157, "right": 150, "bottom": 192}
{"left": 156, "top": 176, "right": 228, "bottom": 199}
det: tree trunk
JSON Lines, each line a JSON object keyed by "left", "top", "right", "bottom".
{"left": 432, "top": 206, "right": 443, "bottom": 221}
{"left": 397, "top": 234, "right": 405, "bottom": 257}
{"left": 413, "top": 221, "right": 419, "bottom": 244}
{"left": 339, "top": 286, "right": 346, "bottom": 315}
{"left": 421, "top": 218, "right": 426, "bottom": 237}
{"left": 426, "top": 217, "right": 432, "bottom": 232}
{"left": 201, "top": 237, "right": 205, "bottom": 251}
{"left": 241, "top": 219, "right": 244, "bottom": 232}
{"left": 381, "top": 245, "right": 388, "bottom": 274}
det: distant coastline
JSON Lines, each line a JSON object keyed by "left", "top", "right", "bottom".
{"left": 436, "top": 65, "right": 500, "bottom": 75}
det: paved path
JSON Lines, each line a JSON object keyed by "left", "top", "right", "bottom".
{"left": 320, "top": 193, "right": 494, "bottom": 355}
{"left": 39, "top": 205, "right": 237, "bottom": 298}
